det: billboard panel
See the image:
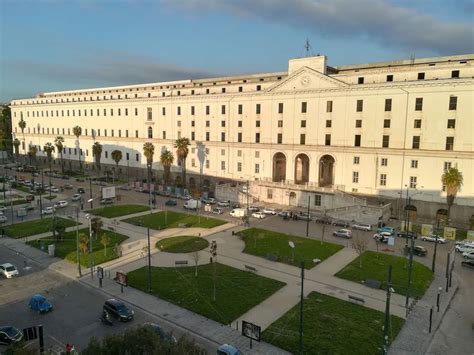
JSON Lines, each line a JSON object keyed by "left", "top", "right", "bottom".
{"left": 444, "top": 227, "right": 456, "bottom": 240}
{"left": 421, "top": 224, "right": 433, "bottom": 236}
{"left": 102, "top": 186, "right": 116, "bottom": 199}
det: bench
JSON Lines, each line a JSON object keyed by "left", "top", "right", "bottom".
{"left": 178, "top": 223, "right": 189, "bottom": 228}
{"left": 244, "top": 264, "right": 257, "bottom": 272}
{"left": 175, "top": 260, "right": 188, "bottom": 266}
{"left": 348, "top": 295, "right": 365, "bottom": 303}
{"left": 266, "top": 254, "right": 278, "bottom": 262}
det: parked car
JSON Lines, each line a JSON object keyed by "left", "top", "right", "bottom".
{"left": 0, "top": 263, "right": 19, "bottom": 278}
{"left": 462, "top": 250, "right": 474, "bottom": 259}
{"left": 28, "top": 294, "right": 53, "bottom": 313}
{"left": 22, "top": 204, "right": 34, "bottom": 211}
{"left": 77, "top": 187, "right": 85, "bottom": 194}
{"left": 332, "top": 219, "right": 350, "bottom": 227}
{"left": 71, "top": 194, "right": 81, "bottom": 201}
{"left": 252, "top": 211, "right": 265, "bottom": 219}
{"left": 455, "top": 244, "right": 474, "bottom": 253}
{"left": 25, "top": 194, "right": 35, "bottom": 202}
{"left": 135, "top": 187, "right": 145, "bottom": 193}
{"left": 333, "top": 229, "right": 352, "bottom": 238}
{"left": 53, "top": 200, "right": 68, "bottom": 209}
{"left": 103, "top": 299, "right": 134, "bottom": 322}
{"left": 217, "top": 344, "right": 242, "bottom": 355}
{"left": 0, "top": 206, "right": 7, "bottom": 212}
{"left": 50, "top": 186, "right": 59, "bottom": 193}
{"left": 231, "top": 203, "right": 241, "bottom": 209}
{"left": 212, "top": 207, "right": 223, "bottom": 215}
{"left": 100, "top": 198, "right": 114, "bottom": 205}
{"left": 0, "top": 215, "right": 7, "bottom": 223}
{"left": 217, "top": 201, "right": 230, "bottom": 207}
{"left": 64, "top": 183, "right": 73, "bottom": 189}
{"left": 421, "top": 234, "right": 447, "bottom": 244}
{"left": 230, "top": 208, "right": 247, "bottom": 218}
{"left": 278, "top": 210, "right": 290, "bottom": 217}
{"left": 397, "top": 231, "right": 418, "bottom": 239}
{"left": 461, "top": 260, "right": 474, "bottom": 269}
{"left": 455, "top": 239, "right": 474, "bottom": 246}
{"left": 413, "top": 245, "right": 428, "bottom": 256}
{"left": 165, "top": 199, "right": 177, "bottom": 206}
{"left": 377, "top": 226, "right": 395, "bottom": 235}
{"left": 0, "top": 326, "right": 23, "bottom": 345}
{"left": 373, "top": 232, "right": 391, "bottom": 243}
{"left": 314, "top": 215, "right": 332, "bottom": 224}
{"left": 41, "top": 207, "right": 55, "bottom": 215}
{"left": 262, "top": 208, "right": 277, "bottom": 215}
{"left": 248, "top": 206, "right": 260, "bottom": 213}
{"left": 352, "top": 223, "right": 372, "bottom": 231}
{"left": 296, "top": 212, "right": 312, "bottom": 221}
{"left": 183, "top": 199, "right": 201, "bottom": 210}
{"left": 144, "top": 323, "right": 177, "bottom": 345}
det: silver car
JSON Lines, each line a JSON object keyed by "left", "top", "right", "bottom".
{"left": 420, "top": 234, "right": 447, "bottom": 244}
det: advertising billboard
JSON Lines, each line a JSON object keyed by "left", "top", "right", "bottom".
{"left": 102, "top": 186, "right": 116, "bottom": 199}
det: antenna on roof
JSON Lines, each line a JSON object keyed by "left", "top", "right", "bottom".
{"left": 304, "top": 39, "right": 315, "bottom": 57}
{"left": 410, "top": 53, "right": 416, "bottom": 65}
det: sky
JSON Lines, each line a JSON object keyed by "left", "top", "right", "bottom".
{"left": 1, "top": 0, "right": 473, "bottom": 103}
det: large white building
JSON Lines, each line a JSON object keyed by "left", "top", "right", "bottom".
{"left": 9, "top": 54, "right": 474, "bottom": 224}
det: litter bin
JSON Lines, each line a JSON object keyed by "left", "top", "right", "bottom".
{"left": 48, "top": 244, "right": 55, "bottom": 257}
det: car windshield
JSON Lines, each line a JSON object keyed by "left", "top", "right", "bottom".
{"left": 3, "top": 327, "right": 19, "bottom": 337}
{"left": 5, "top": 266, "right": 16, "bottom": 272}
{"left": 116, "top": 304, "right": 129, "bottom": 313}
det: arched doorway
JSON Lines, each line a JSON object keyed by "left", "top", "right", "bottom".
{"left": 289, "top": 192, "right": 297, "bottom": 206}
{"left": 436, "top": 209, "right": 448, "bottom": 224}
{"left": 189, "top": 177, "right": 196, "bottom": 189}
{"left": 294, "top": 154, "right": 310, "bottom": 184}
{"left": 319, "top": 155, "right": 335, "bottom": 187}
{"left": 273, "top": 153, "right": 286, "bottom": 182}
{"left": 175, "top": 175, "right": 182, "bottom": 187}
{"left": 405, "top": 204, "right": 417, "bottom": 221}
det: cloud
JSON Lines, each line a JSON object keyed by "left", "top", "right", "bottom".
{"left": 163, "top": 0, "right": 474, "bottom": 54}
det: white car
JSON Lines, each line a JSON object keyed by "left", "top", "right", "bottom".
{"left": 455, "top": 244, "right": 474, "bottom": 253}
{"left": 352, "top": 223, "right": 372, "bottom": 231}
{"left": 54, "top": 200, "right": 68, "bottom": 209}
{"left": 42, "top": 207, "right": 55, "bottom": 215}
{"left": 217, "top": 201, "right": 230, "bottom": 207}
{"left": 462, "top": 250, "right": 474, "bottom": 260}
{"left": 456, "top": 239, "right": 474, "bottom": 247}
{"left": 0, "top": 263, "right": 19, "bottom": 278}
{"left": 71, "top": 194, "right": 81, "bottom": 201}
{"left": 50, "top": 186, "right": 59, "bottom": 193}
{"left": 420, "top": 234, "right": 447, "bottom": 244}
{"left": 0, "top": 206, "right": 7, "bottom": 212}
{"left": 262, "top": 208, "right": 277, "bottom": 215}
{"left": 252, "top": 212, "right": 266, "bottom": 219}
{"left": 0, "top": 215, "right": 7, "bottom": 223}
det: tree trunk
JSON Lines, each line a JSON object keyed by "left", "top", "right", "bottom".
{"left": 182, "top": 158, "right": 187, "bottom": 188}
{"left": 60, "top": 152, "right": 64, "bottom": 173}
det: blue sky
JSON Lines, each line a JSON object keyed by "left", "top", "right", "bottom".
{"left": 1, "top": 0, "right": 473, "bottom": 102}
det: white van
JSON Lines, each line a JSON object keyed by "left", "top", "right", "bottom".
{"left": 230, "top": 208, "right": 247, "bottom": 218}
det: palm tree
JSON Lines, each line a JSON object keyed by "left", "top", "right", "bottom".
{"left": 54, "top": 136, "right": 65, "bottom": 173}
{"left": 174, "top": 137, "right": 190, "bottom": 188}
{"left": 441, "top": 167, "right": 463, "bottom": 221}
{"left": 27, "top": 145, "right": 38, "bottom": 166}
{"left": 43, "top": 142, "right": 55, "bottom": 173}
{"left": 72, "top": 126, "right": 82, "bottom": 171}
{"left": 143, "top": 142, "right": 155, "bottom": 192}
{"left": 100, "top": 233, "right": 111, "bottom": 256}
{"left": 92, "top": 142, "right": 103, "bottom": 171}
{"left": 160, "top": 149, "right": 174, "bottom": 185}
{"left": 18, "top": 119, "right": 26, "bottom": 161}
{"left": 13, "top": 138, "right": 20, "bottom": 162}
{"left": 79, "top": 233, "right": 89, "bottom": 255}
{"left": 111, "top": 150, "right": 122, "bottom": 177}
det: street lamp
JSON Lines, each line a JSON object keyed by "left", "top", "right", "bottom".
{"left": 68, "top": 208, "right": 82, "bottom": 277}
{"left": 85, "top": 211, "right": 94, "bottom": 279}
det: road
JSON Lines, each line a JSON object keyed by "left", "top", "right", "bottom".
{"left": 0, "top": 246, "right": 217, "bottom": 353}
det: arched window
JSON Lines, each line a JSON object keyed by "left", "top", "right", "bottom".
{"left": 147, "top": 127, "right": 153, "bottom": 139}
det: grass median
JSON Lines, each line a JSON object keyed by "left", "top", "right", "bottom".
{"left": 123, "top": 211, "right": 226, "bottom": 230}
{"left": 4, "top": 217, "right": 78, "bottom": 239}
{"left": 89, "top": 204, "right": 149, "bottom": 218}
{"left": 156, "top": 236, "right": 209, "bottom": 253}
{"left": 128, "top": 263, "right": 285, "bottom": 324}
{"left": 238, "top": 228, "right": 344, "bottom": 269}
{"left": 26, "top": 228, "right": 128, "bottom": 267}
{"left": 335, "top": 251, "right": 433, "bottom": 298}
{"left": 262, "top": 291, "right": 404, "bottom": 355}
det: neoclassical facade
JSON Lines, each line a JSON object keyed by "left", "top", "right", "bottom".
{"left": 9, "top": 54, "right": 474, "bottom": 213}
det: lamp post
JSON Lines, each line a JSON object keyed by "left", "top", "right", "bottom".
{"left": 68, "top": 208, "right": 82, "bottom": 277}
{"left": 246, "top": 179, "right": 250, "bottom": 227}
{"left": 86, "top": 205, "right": 94, "bottom": 279}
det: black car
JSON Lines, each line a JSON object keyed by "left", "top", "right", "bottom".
{"left": 296, "top": 213, "right": 312, "bottom": 221}
{"left": 165, "top": 199, "right": 177, "bottom": 206}
{"left": 332, "top": 219, "right": 350, "bottom": 227}
{"left": 413, "top": 246, "right": 428, "bottom": 256}
{"left": 397, "top": 231, "right": 418, "bottom": 239}
{"left": 77, "top": 187, "right": 85, "bottom": 194}
{"left": 103, "top": 299, "right": 134, "bottom": 322}
{"left": 0, "top": 326, "right": 23, "bottom": 345}
{"left": 314, "top": 215, "right": 331, "bottom": 224}
{"left": 461, "top": 260, "right": 474, "bottom": 269}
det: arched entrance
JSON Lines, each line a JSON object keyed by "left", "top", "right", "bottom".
{"left": 319, "top": 155, "right": 335, "bottom": 187}
{"left": 289, "top": 192, "right": 297, "bottom": 206}
{"left": 405, "top": 204, "right": 417, "bottom": 221}
{"left": 189, "top": 177, "right": 196, "bottom": 189}
{"left": 273, "top": 153, "right": 286, "bottom": 182}
{"left": 436, "top": 209, "right": 448, "bottom": 224}
{"left": 294, "top": 154, "right": 310, "bottom": 184}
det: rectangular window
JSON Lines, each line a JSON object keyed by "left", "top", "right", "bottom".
{"left": 206, "top": 132, "right": 210, "bottom": 141}
{"left": 444, "top": 162, "right": 452, "bottom": 171}
{"left": 136, "top": 154, "right": 139, "bottom": 162}
{"left": 206, "top": 105, "right": 210, "bottom": 115}
{"left": 238, "top": 86, "right": 243, "bottom": 92}
{"left": 355, "top": 120, "right": 362, "bottom": 128}
{"left": 326, "top": 120, "right": 332, "bottom": 128}
{"left": 352, "top": 171, "right": 359, "bottom": 183}
{"left": 380, "top": 174, "right": 387, "bottom": 186}
{"left": 162, "top": 107, "right": 166, "bottom": 116}
{"left": 386, "top": 75, "right": 393, "bottom": 82}
{"left": 255, "top": 133, "right": 260, "bottom": 143}
{"left": 385, "top": 98, "right": 392, "bottom": 112}
{"left": 135, "top": 130, "right": 138, "bottom": 138}
{"left": 206, "top": 120, "right": 210, "bottom": 127}
{"left": 221, "top": 132, "right": 225, "bottom": 142}
{"left": 191, "top": 120, "right": 195, "bottom": 127}
{"left": 353, "top": 156, "right": 360, "bottom": 164}
{"left": 162, "top": 131, "right": 166, "bottom": 139}
{"left": 111, "top": 129, "right": 114, "bottom": 137}
{"left": 300, "top": 134, "right": 306, "bottom": 145}
{"left": 125, "top": 108, "right": 128, "bottom": 116}
{"left": 177, "top": 106, "right": 181, "bottom": 115}
{"left": 221, "top": 105, "right": 226, "bottom": 114}
{"left": 312, "top": 195, "right": 321, "bottom": 206}
{"left": 447, "top": 119, "right": 456, "bottom": 128}
{"left": 118, "top": 130, "right": 121, "bottom": 137}
{"left": 256, "top": 120, "right": 260, "bottom": 128}
{"left": 255, "top": 151, "right": 260, "bottom": 158}
{"left": 384, "top": 119, "right": 391, "bottom": 128}
{"left": 267, "top": 189, "right": 273, "bottom": 199}
{"left": 238, "top": 104, "right": 243, "bottom": 115}
{"left": 256, "top": 85, "right": 261, "bottom": 91}
{"left": 354, "top": 135, "right": 361, "bottom": 147}
{"left": 412, "top": 136, "right": 420, "bottom": 149}
{"left": 277, "top": 133, "right": 282, "bottom": 144}
{"left": 278, "top": 103, "right": 283, "bottom": 114}
{"left": 411, "top": 160, "right": 418, "bottom": 168}
{"left": 237, "top": 150, "right": 242, "bottom": 157}
{"left": 177, "top": 121, "right": 181, "bottom": 127}
{"left": 255, "top": 164, "right": 260, "bottom": 174}
{"left": 325, "top": 134, "right": 331, "bottom": 146}
{"left": 191, "top": 159, "right": 196, "bottom": 168}
{"left": 237, "top": 133, "right": 242, "bottom": 142}
{"left": 382, "top": 135, "right": 390, "bottom": 148}
{"left": 118, "top": 108, "right": 121, "bottom": 116}
{"left": 221, "top": 161, "right": 225, "bottom": 171}
{"left": 126, "top": 130, "right": 129, "bottom": 138}
{"left": 301, "top": 102, "right": 307, "bottom": 113}
{"left": 358, "top": 77, "right": 364, "bottom": 84}
{"left": 221, "top": 120, "right": 226, "bottom": 128}
{"left": 410, "top": 176, "right": 417, "bottom": 189}
{"left": 126, "top": 153, "right": 129, "bottom": 161}
{"left": 221, "top": 88, "right": 226, "bottom": 93}
{"left": 147, "top": 107, "right": 152, "bottom": 121}
{"left": 238, "top": 120, "right": 242, "bottom": 127}
{"left": 415, "top": 98, "right": 423, "bottom": 111}
{"left": 277, "top": 120, "right": 283, "bottom": 128}
{"left": 191, "top": 132, "right": 195, "bottom": 140}
{"left": 104, "top": 129, "right": 107, "bottom": 137}
{"left": 326, "top": 100, "right": 333, "bottom": 113}
{"left": 356, "top": 99, "right": 363, "bottom": 112}
{"left": 449, "top": 96, "right": 457, "bottom": 110}
{"left": 445, "top": 137, "right": 454, "bottom": 151}
{"left": 221, "top": 149, "right": 225, "bottom": 156}
{"left": 418, "top": 72, "right": 425, "bottom": 80}
{"left": 191, "top": 106, "right": 195, "bottom": 115}
{"left": 451, "top": 70, "right": 460, "bottom": 78}
{"left": 237, "top": 162, "right": 242, "bottom": 172}
{"left": 135, "top": 108, "right": 138, "bottom": 116}
{"left": 104, "top": 151, "right": 108, "bottom": 158}
{"left": 414, "top": 119, "right": 422, "bottom": 128}
{"left": 381, "top": 158, "right": 388, "bottom": 166}
{"left": 301, "top": 120, "right": 306, "bottom": 128}
{"left": 256, "top": 104, "right": 261, "bottom": 114}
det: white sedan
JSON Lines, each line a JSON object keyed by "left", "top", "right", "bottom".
{"left": 54, "top": 200, "right": 68, "bottom": 208}
{"left": 463, "top": 250, "right": 474, "bottom": 259}
{"left": 420, "top": 234, "right": 447, "bottom": 244}
{"left": 252, "top": 212, "right": 266, "bottom": 219}
{"left": 262, "top": 208, "right": 277, "bottom": 215}
{"left": 0, "top": 215, "right": 7, "bottom": 223}
{"left": 41, "top": 207, "right": 55, "bottom": 215}
{"left": 0, "top": 263, "right": 19, "bottom": 278}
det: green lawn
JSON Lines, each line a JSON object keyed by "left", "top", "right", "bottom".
{"left": 128, "top": 263, "right": 285, "bottom": 324}
{"left": 4, "top": 217, "right": 79, "bottom": 238}
{"left": 90, "top": 204, "right": 150, "bottom": 218}
{"left": 26, "top": 228, "right": 128, "bottom": 267}
{"left": 123, "top": 211, "right": 226, "bottom": 230}
{"left": 238, "top": 228, "right": 344, "bottom": 269}
{"left": 156, "top": 236, "right": 209, "bottom": 253}
{"left": 335, "top": 251, "right": 433, "bottom": 298}
{"left": 262, "top": 291, "right": 404, "bottom": 355}
{"left": 0, "top": 198, "right": 27, "bottom": 207}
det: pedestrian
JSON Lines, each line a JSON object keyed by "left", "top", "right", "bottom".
{"left": 1, "top": 229, "right": 4, "bottom": 238}
{"left": 65, "top": 343, "right": 73, "bottom": 354}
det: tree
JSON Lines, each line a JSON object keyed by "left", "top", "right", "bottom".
{"left": 54, "top": 136, "right": 65, "bottom": 173}
{"left": 174, "top": 137, "right": 190, "bottom": 188}
{"left": 91, "top": 217, "right": 103, "bottom": 238}
{"left": 143, "top": 142, "right": 155, "bottom": 191}
{"left": 193, "top": 250, "right": 200, "bottom": 277}
{"left": 73, "top": 126, "right": 82, "bottom": 171}
{"left": 92, "top": 142, "right": 103, "bottom": 171}
{"left": 111, "top": 150, "right": 122, "bottom": 177}
{"left": 79, "top": 233, "right": 89, "bottom": 255}
{"left": 100, "top": 233, "right": 111, "bottom": 256}
{"left": 43, "top": 142, "right": 55, "bottom": 173}
{"left": 352, "top": 231, "right": 370, "bottom": 267}
{"left": 18, "top": 118, "right": 26, "bottom": 134}
{"left": 160, "top": 149, "right": 174, "bottom": 185}
{"left": 27, "top": 145, "right": 37, "bottom": 166}
{"left": 441, "top": 167, "right": 464, "bottom": 221}
{"left": 13, "top": 138, "right": 20, "bottom": 162}
{"left": 54, "top": 221, "right": 66, "bottom": 241}
{"left": 0, "top": 105, "right": 12, "bottom": 159}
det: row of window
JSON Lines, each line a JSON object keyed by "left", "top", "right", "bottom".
{"left": 356, "top": 69, "right": 461, "bottom": 84}
{"left": 16, "top": 95, "right": 459, "bottom": 120}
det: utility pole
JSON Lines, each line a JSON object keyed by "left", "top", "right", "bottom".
{"left": 432, "top": 218, "right": 440, "bottom": 272}
{"left": 89, "top": 178, "right": 93, "bottom": 209}
{"left": 405, "top": 236, "right": 415, "bottom": 311}
{"left": 299, "top": 261, "right": 305, "bottom": 355}
{"left": 306, "top": 196, "right": 310, "bottom": 237}
{"left": 210, "top": 241, "right": 217, "bottom": 301}
{"left": 39, "top": 168, "right": 44, "bottom": 219}
{"left": 147, "top": 226, "right": 152, "bottom": 292}
{"left": 246, "top": 179, "right": 250, "bottom": 227}
{"left": 383, "top": 264, "right": 393, "bottom": 354}
{"left": 75, "top": 207, "right": 82, "bottom": 277}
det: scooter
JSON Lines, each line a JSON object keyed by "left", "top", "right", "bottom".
{"left": 100, "top": 310, "right": 113, "bottom": 325}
